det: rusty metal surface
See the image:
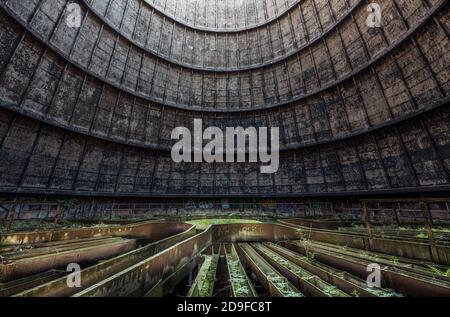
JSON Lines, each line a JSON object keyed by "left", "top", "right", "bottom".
{"left": 2, "top": 237, "right": 120, "bottom": 260}
{"left": 280, "top": 218, "right": 353, "bottom": 230}
{"left": 0, "top": 221, "right": 192, "bottom": 245}
{"left": 69, "top": 223, "right": 299, "bottom": 297}
{"left": 251, "top": 243, "right": 348, "bottom": 297}
{"left": 212, "top": 223, "right": 302, "bottom": 242}
{"left": 283, "top": 241, "right": 450, "bottom": 297}
{"left": 237, "top": 243, "right": 302, "bottom": 297}
{"left": 73, "top": 226, "right": 213, "bottom": 297}
{"left": 14, "top": 224, "right": 197, "bottom": 297}
{"left": 262, "top": 242, "right": 378, "bottom": 297}
{"left": 297, "top": 240, "right": 450, "bottom": 280}
{"left": 5, "top": 223, "right": 450, "bottom": 297}
{"left": 0, "top": 238, "right": 136, "bottom": 282}
{"left": 0, "top": 270, "right": 65, "bottom": 297}
{"left": 280, "top": 222, "right": 450, "bottom": 265}
{"left": 145, "top": 256, "right": 201, "bottom": 297}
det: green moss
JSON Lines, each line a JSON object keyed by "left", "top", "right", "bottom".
{"left": 366, "top": 287, "right": 400, "bottom": 297}
{"left": 351, "top": 290, "right": 360, "bottom": 297}
{"left": 390, "top": 256, "right": 400, "bottom": 266}
{"left": 427, "top": 265, "right": 450, "bottom": 277}
{"left": 187, "top": 218, "right": 261, "bottom": 230}
{"left": 187, "top": 255, "right": 219, "bottom": 297}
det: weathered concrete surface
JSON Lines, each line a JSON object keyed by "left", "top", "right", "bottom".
{"left": 0, "top": 0, "right": 448, "bottom": 110}
{"left": 142, "top": 0, "right": 301, "bottom": 31}
{"left": 0, "top": 106, "right": 449, "bottom": 196}
{"left": 0, "top": 0, "right": 448, "bottom": 197}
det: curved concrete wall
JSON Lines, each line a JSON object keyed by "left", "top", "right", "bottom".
{"left": 85, "top": 0, "right": 358, "bottom": 69}
{"left": 0, "top": 0, "right": 449, "bottom": 198}
{"left": 141, "top": 0, "right": 303, "bottom": 31}
{"left": 1, "top": 0, "right": 448, "bottom": 111}
{"left": 0, "top": 106, "right": 449, "bottom": 197}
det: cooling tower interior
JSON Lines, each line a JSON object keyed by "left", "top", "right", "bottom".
{"left": 0, "top": 0, "right": 449, "bottom": 299}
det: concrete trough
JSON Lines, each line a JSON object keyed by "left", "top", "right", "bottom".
{"left": 187, "top": 255, "right": 219, "bottom": 297}
{"left": 0, "top": 222, "right": 193, "bottom": 245}
{"left": 14, "top": 224, "right": 197, "bottom": 297}
{"left": 262, "top": 242, "right": 383, "bottom": 297}
{"left": 281, "top": 222, "right": 450, "bottom": 265}
{"left": 237, "top": 243, "right": 303, "bottom": 297}
{"left": 0, "top": 237, "right": 136, "bottom": 282}
{"left": 282, "top": 241, "right": 450, "bottom": 297}
{"left": 225, "top": 244, "right": 258, "bottom": 297}
{"left": 251, "top": 243, "right": 349, "bottom": 297}
{"left": 70, "top": 223, "right": 300, "bottom": 297}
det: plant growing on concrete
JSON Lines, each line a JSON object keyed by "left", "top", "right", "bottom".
{"left": 390, "top": 256, "right": 400, "bottom": 266}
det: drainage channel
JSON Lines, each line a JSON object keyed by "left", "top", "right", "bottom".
{"left": 281, "top": 222, "right": 450, "bottom": 265}
{"left": 282, "top": 241, "right": 450, "bottom": 297}
{"left": 212, "top": 244, "right": 232, "bottom": 297}
{"left": 9, "top": 225, "right": 196, "bottom": 297}
{"left": 250, "top": 243, "right": 348, "bottom": 297}
{"left": 187, "top": 254, "right": 219, "bottom": 297}
{"left": 225, "top": 244, "right": 258, "bottom": 297}
{"left": 298, "top": 240, "right": 450, "bottom": 279}
{"left": 145, "top": 256, "right": 202, "bottom": 297}
{"left": 263, "top": 242, "right": 398, "bottom": 297}
{"left": 1, "top": 237, "right": 136, "bottom": 282}
{"left": 237, "top": 243, "right": 303, "bottom": 297}
{"left": 0, "top": 270, "right": 66, "bottom": 297}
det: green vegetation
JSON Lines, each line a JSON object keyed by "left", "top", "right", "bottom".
{"left": 266, "top": 274, "right": 301, "bottom": 297}
{"left": 0, "top": 220, "right": 60, "bottom": 233}
{"left": 187, "top": 255, "right": 219, "bottom": 297}
{"left": 240, "top": 244, "right": 303, "bottom": 297}
{"left": 341, "top": 224, "right": 450, "bottom": 240}
{"left": 365, "top": 287, "right": 400, "bottom": 297}
{"left": 390, "top": 256, "right": 400, "bottom": 266}
{"left": 434, "top": 226, "right": 450, "bottom": 233}
{"left": 226, "top": 247, "right": 258, "bottom": 297}
{"left": 359, "top": 251, "right": 370, "bottom": 257}
{"left": 0, "top": 220, "right": 119, "bottom": 234}
{"left": 427, "top": 265, "right": 450, "bottom": 277}
{"left": 267, "top": 243, "right": 402, "bottom": 297}
{"left": 307, "top": 252, "right": 315, "bottom": 261}
{"left": 351, "top": 290, "right": 360, "bottom": 297}
{"left": 187, "top": 218, "right": 261, "bottom": 230}
{"left": 253, "top": 244, "right": 347, "bottom": 297}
